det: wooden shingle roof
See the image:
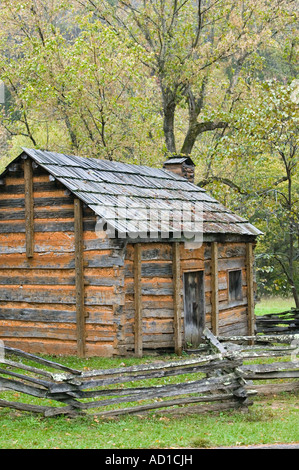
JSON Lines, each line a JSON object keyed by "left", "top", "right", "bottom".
{"left": 16, "top": 148, "right": 262, "bottom": 239}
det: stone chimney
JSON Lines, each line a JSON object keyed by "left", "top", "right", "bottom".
{"left": 163, "top": 156, "right": 195, "bottom": 183}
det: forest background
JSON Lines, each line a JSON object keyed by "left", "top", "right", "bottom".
{"left": 0, "top": 0, "right": 298, "bottom": 307}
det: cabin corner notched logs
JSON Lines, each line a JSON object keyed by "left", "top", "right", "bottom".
{"left": 0, "top": 149, "right": 261, "bottom": 357}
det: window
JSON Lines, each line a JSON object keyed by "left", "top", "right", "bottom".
{"left": 229, "top": 269, "right": 242, "bottom": 301}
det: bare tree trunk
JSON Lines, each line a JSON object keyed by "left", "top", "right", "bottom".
{"left": 161, "top": 86, "right": 177, "bottom": 155}
{"left": 180, "top": 120, "right": 227, "bottom": 156}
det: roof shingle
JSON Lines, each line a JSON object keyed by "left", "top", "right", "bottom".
{"left": 19, "top": 148, "right": 262, "bottom": 239}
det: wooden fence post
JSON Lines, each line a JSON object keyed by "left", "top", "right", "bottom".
{"left": 134, "top": 243, "right": 142, "bottom": 357}
{"left": 74, "top": 197, "right": 86, "bottom": 358}
{"left": 24, "top": 158, "right": 34, "bottom": 259}
{"left": 246, "top": 243, "right": 255, "bottom": 338}
{"left": 173, "top": 242, "right": 182, "bottom": 355}
{"left": 211, "top": 242, "right": 219, "bottom": 336}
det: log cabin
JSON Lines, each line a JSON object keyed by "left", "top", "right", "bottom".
{"left": 0, "top": 148, "right": 262, "bottom": 357}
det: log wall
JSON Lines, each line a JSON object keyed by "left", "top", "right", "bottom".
{"left": 122, "top": 240, "right": 250, "bottom": 354}
{"left": 0, "top": 158, "right": 124, "bottom": 357}
{"left": 0, "top": 156, "right": 252, "bottom": 357}
{"left": 217, "top": 243, "right": 249, "bottom": 336}
{"left": 181, "top": 242, "right": 248, "bottom": 339}
{"left": 122, "top": 242, "right": 175, "bottom": 352}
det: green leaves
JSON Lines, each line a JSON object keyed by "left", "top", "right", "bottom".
{"left": 0, "top": 1, "right": 162, "bottom": 160}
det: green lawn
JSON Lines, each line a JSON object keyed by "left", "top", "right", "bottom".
{"left": 0, "top": 296, "right": 298, "bottom": 449}
{"left": 0, "top": 394, "right": 298, "bottom": 449}
{"left": 255, "top": 297, "right": 296, "bottom": 316}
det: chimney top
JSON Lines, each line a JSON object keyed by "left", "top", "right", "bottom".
{"left": 163, "top": 156, "right": 195, "bottom": 183}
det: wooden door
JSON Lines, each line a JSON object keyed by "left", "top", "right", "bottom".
{"left": 183, "top": 271, "right": 205, "bottom": 347}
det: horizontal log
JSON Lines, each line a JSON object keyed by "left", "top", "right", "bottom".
{"left": 125, "top": 308, "right": 174, "bottom": 319}
{"left": 246, "top": 381, "right": 299, "bottom": 395}
{"left": 0, "top": 322, "right": 77, "bottom": 341}
{"left": 125, "top": 243, "right": 173, "bottom": 261}
{"left": 0, "top": 232, "right": 76, "bottom": 252}
{"left": 219, "top": 324, "right": 248, "bottom": 337}
{"left": 125, "top": 280, "right": 174, "bottom": 296}
{"left": 0, "top": 208, "right": 75, "bottom": 220}
{"left": 0, "top": 398, "right": 60, "bottom": 416}
{"left": 95, "top": 394, "right": 238, "bottom": 417}
{"left": 1, "top": 181, "right": 68, "bottom": 194}
{"left": 157, "top": 400, "right": 251, "bottom": 416}
{"left": 0, "top": 302, "right": 114, "bottom": 323}
{"left": 0, "top": 220, "right": 95, "bottom": 233}
{"left": 125, "top": 300, "right": 175, "bottom": 311}
{"left": 3, "top": 345, "right": 81, "bottom": 373}
{"left": 219, "top": 307, "right": 247, "bottom": 324}
{"left": 125, "top": 262, "right": 173, "bottom": 278}
{"left": 0, "top": 285, "right": 124, "bottom": 306}
{"left": 218, "top": 257, "right": 246, "bottom": 271}
{"left": 0, "top": 196, "right": 74, "bottom": 208}
{"left": 0, "top": 274, "right": 76, "bottom": 286}
{"left": 0, "top": 307, "right": 76, "bottom": 323}
{"left": 61, "top": 358, "right": 241, "bottom": 393}
{"left": 0, "top": 271, "right": 123, "bottom": 288}
{"left": 0, "top": 375, "right": 49, "bottom": 396}
{"left": 85, "top": 252, "right": 125, "bottom": 268}
{"left": 218, "top": 334, "right": 299, "bottom": 344}
{"left": 0, "top": 286, "right": 76, "bottom": 304}
{"left": 218, "top": 297, "right": 248, "bottom": 311}
{"left": 0, "top": 252, "right": 124, "bottom": 270}
{"left": 241, "top": 361, "right": 299, "bottom": 373}
{"left": 1, "top": 338, "right": 78, "bottom": 356}
{"left": 245, "top": 371, "right": 299, "bottom": 379}
{"left": 257, "top": 318, "right": 299, "bottom": 324}
{"left": 180, "top": 244, "right": 206, "bottom": 260}
{"left": 48, "top": 373, "right": 240, "bottom": 408}
{"left": 256, "top": 325, "right": 299, "bottom": 334}
{"left": 84, "top": 237, "right": 126, "bottom": 252}
{"left": 0, "top": 358, "right": 53, "bottom": 378}
{"left": 53, "top": 352, "right": 225, "bottom": 382}
{"left": 218, "top": 243, "right": 246, "bottom": 259}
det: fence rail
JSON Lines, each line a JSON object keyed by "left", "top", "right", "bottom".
{"left": 255, "top": 309, "right": 299, "bottom": 335}
{"left": 218, "top": 333, "right": 299, "bottom": 395}
{"left": 0, "top": 331, "right": 252, "bottom": 417}
{"left": 0, "top": 330, "right": 298, "bottom": 417}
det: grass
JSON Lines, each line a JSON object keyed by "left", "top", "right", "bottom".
{"left": 0, "top": 394, "right": 298, "bottom": 449}
{"left": 0, "top": 296, "right": 298, "bottom": 449}
{"left": 255, "top": 296, "right": 296, "bottom": 316}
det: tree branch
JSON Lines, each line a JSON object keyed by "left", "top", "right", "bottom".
{"left": 180, "top": 120, "right": 227, "bottom": 156}
{"left": 198, "top": 175, "right": 288, "bottom": 196}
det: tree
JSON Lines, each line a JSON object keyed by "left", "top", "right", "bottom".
{"left": 201, "top": 78, "right": 299, "bottom": 306}
{"left": 85, "top": 0, "right": 297, "bottom": 158}
{"left": 250, "top": 80, "right": 299, "bottom": 307}
{"left": 0, "top": 0, "right": 159, "bottom": 162}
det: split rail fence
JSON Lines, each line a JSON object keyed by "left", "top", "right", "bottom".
{"left": 219, "top": 333, "right": 299, "bottom": 395}
{"left": 0, "top": 329, "right": 298, "bottom": 418}
{"left": 255, "top": 308, "right": 299, "bottom": 335}
{"left": 0, "top": 329, "right": 252, "bottom": 417}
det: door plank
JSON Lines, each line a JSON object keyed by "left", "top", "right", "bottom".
{"left": 184, "top": 271, "right": 205, "bottom": 347}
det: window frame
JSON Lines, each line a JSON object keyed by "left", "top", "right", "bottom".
{"left": 228, "top": 269, "right": 243, "bottom": 302}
